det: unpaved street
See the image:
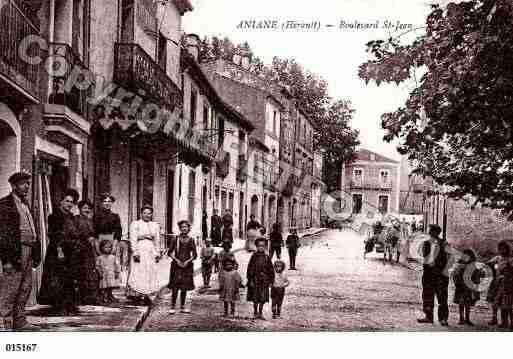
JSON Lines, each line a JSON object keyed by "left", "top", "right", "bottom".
{"left": 143, "top": 229, "right": 496, "bottom": 331}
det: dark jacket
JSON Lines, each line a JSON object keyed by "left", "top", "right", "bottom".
{"left": 0, "top": 194, "right": 40, "bottom": 269}
{"left": 286, "top": 234, "right": 300, "bottom": 249}
{"left": 269, "top": 231, "right": 283, "bottom": 248}
{"left": 247, "top": 220, "right": 260, "bottom": 231}
{"left": 422, "top": 237, "right": 449, "bottom": 278}
{"left": 222, "top": 213, "right": 233, "bottom": 228}
{"left": 94, "top": 209, "right": 122, "bottom": 241}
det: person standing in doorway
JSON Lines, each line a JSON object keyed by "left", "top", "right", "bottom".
{"left": 210, "top": 209, "right": 222, "bottom": 247}
{"left": 202, "top": 211, "right": 208, "bottom": 243}
{"left": 222, "top": 209, "right": 234, "bottom": 249}
{"left": 286, "top": 228, "right": 300, "bottom": 270}
{"left": 0, "top": 172, "right": 41, "bottom": 330}
{"left": 417, "top": 224, "right": 450, "bottom": 326}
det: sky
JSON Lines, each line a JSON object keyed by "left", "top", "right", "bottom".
{"left": 182, "top": 0, "right": 437, "bottom": 161}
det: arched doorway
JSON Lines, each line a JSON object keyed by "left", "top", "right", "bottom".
{"left": 0, "top": 103, "right": 21, "bottom": 197}
{"left": 250, "top": 195, "right": 259, "bottom": 220}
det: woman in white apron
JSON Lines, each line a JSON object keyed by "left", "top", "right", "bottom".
{"left": 127, "top": 205, "right": 161, "bottom": 305}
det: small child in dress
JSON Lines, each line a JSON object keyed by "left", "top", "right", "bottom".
{"left": 452, "top": 249, "right": 480, "bottom": 326}
{"left": 96, "top": 240, "right": 121, "bottom": 304}
{"left": 271, "top": 260, "right": 290, "bottom": 319}
{"left": 486, "top": 240, "right": 512, "bottom": 325}
{"left": 200, "top": 240, "right": 216, "bottom": 288}
{"left": 219, "top": 258, "right": 242, "bottom": 318}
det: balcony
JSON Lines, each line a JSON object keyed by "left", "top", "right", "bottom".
{"left": 47, "top": 43, "right": 89, "bottom": 117}
{"left": 236, "top": 155, "right": 247, "bottom": 182}
{"left": 216, "top": 151, "right": 230, "bottom": 178}
{"left": 0, "top": 0, "right": 41, "bottom": 102}
{"left": 350, "top": 177, "right": 393, "bottom": 190}
{"left": 113, "top": 43, "right": 181, "bottom": 109}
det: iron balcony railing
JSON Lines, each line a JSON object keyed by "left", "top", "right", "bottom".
{"left": 113, "top": 42, "right": 181, "bottom": 109}
{"left": 47, "top": 43, "right": 89, "bottom": 117}
{"left": 0, "top": 0, "right": 41, "bottom": 100}
{"left": 350, "top": 177, "right": 393, "bottom": 190}
{"left": 237, "top": 154, "right": 248, "bottom": 182}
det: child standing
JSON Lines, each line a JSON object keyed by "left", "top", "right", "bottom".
{"left": 96, "top": 239, "right": 121, "bottom": 304}
{"left": 219, "top": 258, "right": 242, "bottom": 318}
{"left": 200, "top": 240, "right": 216, "bottom": 288}
{"left": 247, "top": 237, "right": 275, "bottom": 319}
{"left": 452, "top": 249, "right": 480, "bottom": 325}
{"left": 486, "top": 240, "right": 512, "bottom": 325}
{"left": 271, "top": 260, "right": 290, "bottom": 319}
{"left": 168, "top": 220, "right": 197, "bottom": 314}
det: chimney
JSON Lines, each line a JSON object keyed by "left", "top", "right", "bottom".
{"left": 185, "top": 33, "right": 200, "bottom": 61}
{"left": 239, "top": 48, "right": 251, "bottom": 69}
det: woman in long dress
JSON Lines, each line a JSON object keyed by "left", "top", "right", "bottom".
{"left": 127, "top": 205, "right": 161, "bottom": 305}
{"left": 73, "top": 200, "right": 99, "bottom": 305}
{"left": 38, "top": 189, "right": 80, "bottom": 315}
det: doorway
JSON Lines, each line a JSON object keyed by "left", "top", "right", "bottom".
{"left": 378, "top": 195, "right": 389, "bottom": 214}
{"left": 352, "top": 194, "right": 363, "bottom": 214}
{"left": 166, "top": 168, "right": 175, "bottom": 234}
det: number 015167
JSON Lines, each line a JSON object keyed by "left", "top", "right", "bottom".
{"left": 5, "top": 344, "right": 38, "bottom": 352}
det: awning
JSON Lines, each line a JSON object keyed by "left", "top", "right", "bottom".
{"left": 92, "top": 108, "right": 217, "bottom": 166}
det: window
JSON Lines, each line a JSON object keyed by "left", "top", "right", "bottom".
{"left": 379, "top": 169, "right": 389, "bottom": 183}
{"left": 353, "top": 168, "right": 363, "bottom": 180}
{"left": 188, "top": 170, "right": 196, "bottom": 223}
{"left": 158, "top": 31, "right": 167, "bottom": 71}
{"left": 190, "top": 88, "right": 197, "bottom": 127}
{"left": 203, "top": 104, "right": 209, "bottom": 130}
{"left": 218, "top": 115, "right": 225, "bottom": 147}
{"left": 378, "top": 195, "right": 389, "bottom": 214}
{"left": 273, "top": 111, "right": 277, "bottom": 134}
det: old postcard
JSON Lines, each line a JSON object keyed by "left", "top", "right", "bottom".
{"left": 1, "top": 0, "right": 512, "bottom": 350}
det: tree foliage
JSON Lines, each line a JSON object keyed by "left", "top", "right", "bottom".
{"left": 198, "top": 36, "right": 359, "bottom": 192}
{"left": 359, "top": 0, "right": 513, "bottom": 214}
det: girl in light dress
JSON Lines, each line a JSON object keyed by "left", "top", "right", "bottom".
{"left": 96, "top": 240, "right": 121, "bottom": 304}
{"left": 486, "top": 241, "right": 512, "bottom": 326}
{"left": 219, "top": 258, "right": 242, "bottom": 318}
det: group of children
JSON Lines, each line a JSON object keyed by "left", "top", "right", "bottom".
{"left": 200, "top": 236, "right": 293, "bottom": 319}
{"left": 451, "top": 240, "right": 513, "bottom": 329}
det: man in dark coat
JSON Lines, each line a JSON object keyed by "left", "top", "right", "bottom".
{"left": 286, "top": 228, "right": 300, "bottom": 270}
{"left": 417, "top": 224, "right": 450, "bottom": 326}
{"left": 0, "top": 172, "right": 40, "bottom": 330}
{"left": 210, "top": 209, "right": 222, "bottom": 247}
{"left": 221, "top": 209, "right": 234, "bottom": 248}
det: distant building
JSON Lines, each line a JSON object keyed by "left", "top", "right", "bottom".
{"left": 341, "top": 149, "right": 400, "bottom": 216}
{"left": 398, "top": 156, "right": 434, "bottom": 215}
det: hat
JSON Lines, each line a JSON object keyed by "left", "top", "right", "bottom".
{"left": 178, "top": 219, "right": 191, "bottom": 227}
{"left": 8, "top": 171, "right": 31, "bottom": 185}
{"left": 100, "top": 192, "right": 116, "bottom": 202}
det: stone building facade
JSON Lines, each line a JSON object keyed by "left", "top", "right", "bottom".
{"left": 341, "top": 149, "right": 400, "bottom": 217}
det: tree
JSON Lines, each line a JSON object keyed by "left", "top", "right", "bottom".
{"left": 359, "top": 0, "right": 513, "bottom": 215}
{"left": 198, "top": 37, "right": 359, "bottom": 192}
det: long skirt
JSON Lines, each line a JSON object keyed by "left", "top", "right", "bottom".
{"left": 74, "top": 239, "right": 99, "bottom": 304}
{"left": 246, "top": 229, "right": 258, "bottom": 252}
{"left": 127, "top": 240, "right": 159, "bottom": 296}
{"left": 247, "top": 282, "right": 270, "bottom": 303}
{"left": 168, "top": 261, "right": 195, "bottom": 291}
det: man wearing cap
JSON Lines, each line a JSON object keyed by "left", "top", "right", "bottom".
{"left": 417, "top": 224, "right": 450, "bottom": 326}
{"left": 0, "top": 172, "right": 40, "bottom": 330}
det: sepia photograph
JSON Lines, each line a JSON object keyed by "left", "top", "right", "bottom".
{"left": 1, "top": 0, "right": 513, "bottom": 345}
